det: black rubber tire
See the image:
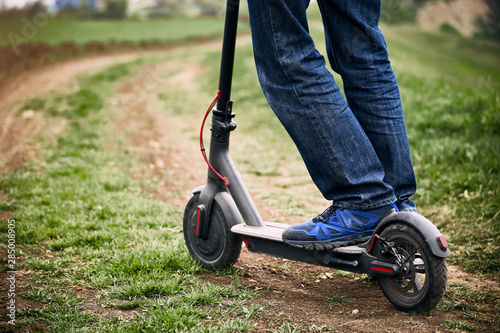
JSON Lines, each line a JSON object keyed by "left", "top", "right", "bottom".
{"left": 376, "top": 223, "right": 447, "bottom": 312}
{"left": 183, "top": 193, "right": 241, "bottom": 269}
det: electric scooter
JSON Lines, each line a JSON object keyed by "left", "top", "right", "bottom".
{"left": 183, "top": 0, "right": 449, "bottom": 312}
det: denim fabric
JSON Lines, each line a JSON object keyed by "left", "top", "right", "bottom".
{"left": 247, "top": 0, "right": 417, "bottom": 211}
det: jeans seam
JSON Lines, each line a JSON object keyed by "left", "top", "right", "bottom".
{"left": 316, "top": 0, "right": 340, "bottom": 74}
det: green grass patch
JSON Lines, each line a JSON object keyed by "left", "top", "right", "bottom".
{"left": 0, "top": 17, "right": 249, "bottom": 46}
{"left": 398, "top": 74, "right": 500, "bottom": 274}
{"left": 437, "top": 282, "right": 498, "bottom": 313}
{"left": 436, "top": 282, "right": 498, "bottom": 330}
{"left": 440, "top": 319, "right": 488, "bottom": 332}
{"left": 109, "top": 298, "right": 146, "bottom": 311}
{"left": 0, "top": 57, "right": 259, "bottom": 332}
{"left": 323, "top": 294, "right": 353, "bottom": 305}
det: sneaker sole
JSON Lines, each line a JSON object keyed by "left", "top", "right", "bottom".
{"left": 283, "top": 233, "right": 373, "bottom": 251}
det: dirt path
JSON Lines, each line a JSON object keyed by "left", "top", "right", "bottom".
{"left": 1, "top": 42, "right": 498, "bottom": 332}
{"left": 0, "top": 52, "right": 150, "bottom": 171}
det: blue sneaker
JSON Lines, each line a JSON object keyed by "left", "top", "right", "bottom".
{"left": 282, "top": 203, "right": 398, "bottom": 250}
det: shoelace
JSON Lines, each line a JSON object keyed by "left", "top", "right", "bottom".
{"left": 313, "top": 206, "right": 342, "bottom": 224}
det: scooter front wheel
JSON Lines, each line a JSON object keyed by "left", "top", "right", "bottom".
{"left": 375, "top": 223, "right": 447, "bottom": 312}
{"left": 183, "top": 193, "right": 242, "bottom": 269}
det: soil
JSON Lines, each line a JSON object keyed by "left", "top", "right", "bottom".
{"left": 0, "top": 40, "right": 498, "bottom": 333}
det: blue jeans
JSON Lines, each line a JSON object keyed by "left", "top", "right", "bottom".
{"left": 247, "top": 0, "right": 417, "bottom": 212}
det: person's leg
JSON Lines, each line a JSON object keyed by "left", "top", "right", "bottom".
{"left": 317, "top": 0, "right": 417, "bottom": 212}
{"left": 247, "top": 0, "right": 396, "bottom": 210}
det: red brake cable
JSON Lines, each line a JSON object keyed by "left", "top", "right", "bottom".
{"left": 199, "top": 90, "right": 230, "bottom": 187}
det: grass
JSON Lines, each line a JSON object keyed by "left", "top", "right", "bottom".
{"left": 435, "top": 281, "right": 498, "bottom": 331}
{"left": 323, "top": 294, "right": 353, "bottom": 305}
{"left": 0, "top": 57, "right": 259, "bottom": 331}
{"left": 440, "top": 319, "right": 488, "bottom": 332}
{"left": 0, "top": 17, "right": 250, "bottom": 47}
{"left": 380, "top": 28, "right": 500, "bottom": 275}
{"left": 265, "top": 322, "right": 305, "bottom": 333}
{"left": 437, "top": 281, "right": 498, "bottom": 312}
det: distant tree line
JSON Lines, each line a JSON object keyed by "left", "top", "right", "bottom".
{"left": 0, "top": 1, "right": 48, "bottom": 18}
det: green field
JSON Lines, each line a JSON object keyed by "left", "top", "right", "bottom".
{"left": 0, "top": 6, "right": 499, "bottom": 332}
{"left": 0, "top": 17, "right": 249, "bottom": 46}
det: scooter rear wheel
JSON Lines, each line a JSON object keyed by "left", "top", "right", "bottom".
{"left": 183, "top": 193, "right": 242, "bottom": 269}
{"left": 375, "top": 223, "right": 447, "bottom": 312}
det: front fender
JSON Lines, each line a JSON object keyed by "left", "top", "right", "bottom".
{"left": 374, "top": 212, "right": 450, "bottom": 258}
{"left": 191, "top": 185, "right": 242, "bottom": 230}
{"left": 213, "top": 191, "right": 243, "bottom": 230}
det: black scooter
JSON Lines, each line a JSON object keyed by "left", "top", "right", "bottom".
{"left": 183, "top": 0, "right": 449, "bottom": 312}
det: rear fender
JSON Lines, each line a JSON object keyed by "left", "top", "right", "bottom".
{"left": 374, "top": 212, "right": 450, "bottom": 258}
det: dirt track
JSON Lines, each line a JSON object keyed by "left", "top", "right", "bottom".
{"left": 1, "top": 44, "right": 498, "bottom": 332}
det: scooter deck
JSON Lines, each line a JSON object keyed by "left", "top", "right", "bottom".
{"left": 231, "top": 222, "right": 369, "bottom": 254}
{"left": 231, "top": 222, "right": 286, "bottom": 242}
{"left": 232, "top": 222, "right": 339, "bottom": 268}
{"left": 230, "top": 223, "right": 399, "bottom": 275}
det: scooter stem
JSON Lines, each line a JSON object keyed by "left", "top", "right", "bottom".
{"left": 198, "top": 0, "right": 265, "bottom": 230}
{"left": 217, "top": 0, "right": 240, "bottom": 111}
